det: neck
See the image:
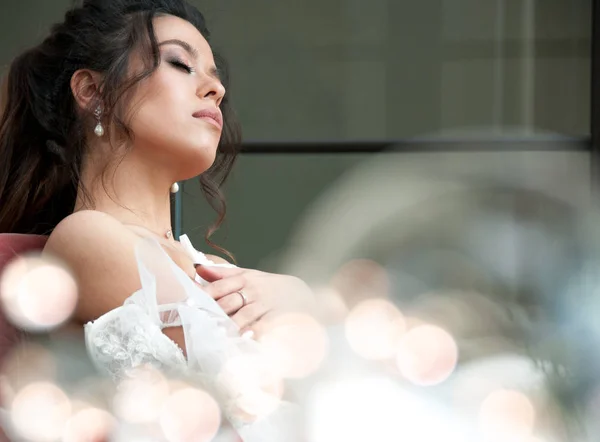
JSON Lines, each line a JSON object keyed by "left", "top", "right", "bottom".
{"left": 74, "top": 146, "right": 176, "bottom": 239}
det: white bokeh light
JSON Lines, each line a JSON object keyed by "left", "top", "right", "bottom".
{"left": 11, "top": 381, "right": 72, "bottom": 442}
{"left": 396, "top": 324, "right": 459, "bottom": 386}
{"left": 219, "top": 352, "right": 284, "bottom": 421}
{"left": 345, "top": 298, "right": 406, "bottom": 360}
{"left": 0, "top": 255, "right": 78, "bottom": 331}
{"left": 159, "top": 387, "right": 221, "bottom": 442}
{"left": 307, "top": 376, "right": 465, "bottom": 442}
{"left": 63, "top": 407, "right": 116, "bottom": 442}
{"left": 113, "top": 365, "right": 169, "bottom": 424}
{"left": 259, "top": 313, "right": 328, "bottom": 379}
{"left": 478, "top": 389, "right": 536, "bottom": 442}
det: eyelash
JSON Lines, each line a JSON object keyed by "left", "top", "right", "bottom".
{"left": 169, "top": 59, "right": 195, "bottom": 74}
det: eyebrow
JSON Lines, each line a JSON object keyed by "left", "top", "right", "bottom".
{"left": 158, "top": 39, "right": 198, "bottom": 58}
{"left": 158, "top": 39, "right": 221, "bottom": 81}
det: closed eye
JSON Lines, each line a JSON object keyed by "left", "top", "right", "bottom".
{"left": 169, "top": 59, "right": 195, "bottom": 74}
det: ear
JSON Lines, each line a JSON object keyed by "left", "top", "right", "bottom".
{"left": 70, "top": 69, "right": 104, "bottom": 112}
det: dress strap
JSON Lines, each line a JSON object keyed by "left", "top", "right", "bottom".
{"left": 179, "top": 234, "right": 237, "bottom": 268}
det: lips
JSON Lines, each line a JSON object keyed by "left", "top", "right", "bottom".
{"left": 193, "top": 108, "right": 223, "bottom": 129}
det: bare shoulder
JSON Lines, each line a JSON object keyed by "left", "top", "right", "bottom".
{"left": 44, "top": 210, "right": 139, "bottom": 269}
{"left": 43, "top": 210, "right": 144, "bottom": 323}
{"left": 46, "top": 210, "right": 134, "bottom": 247}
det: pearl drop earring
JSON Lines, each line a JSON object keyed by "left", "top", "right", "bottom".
{"left": 170, "top": 182, "right": 180, "bottom": 193}
{"left": 94, "top": 105, "right": 104, "bottom": 137}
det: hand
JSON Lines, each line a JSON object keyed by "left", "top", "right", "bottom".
{"left": 196, "top": 265, "right": 318, "bottom": 335}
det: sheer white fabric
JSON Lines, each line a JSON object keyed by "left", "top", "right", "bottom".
{"left": 84, "top": 235, "right": 300, "bottom": 441}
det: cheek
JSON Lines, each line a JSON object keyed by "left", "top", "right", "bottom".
{"left": 124, "top": 72, "right": 221, "bottom": 163}
{"left": 130, "top": 84, "right": 189, "bottom": 134}
{"left": 148, "top": 79, "right": 187, "bottom": 117}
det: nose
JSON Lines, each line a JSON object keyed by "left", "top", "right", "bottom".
{"left": 197, "top": 74, "right": 226, "bottom": 106}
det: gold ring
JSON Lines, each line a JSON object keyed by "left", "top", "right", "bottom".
{"left": 237, "top": 290, "right": 248, "bottom": 307}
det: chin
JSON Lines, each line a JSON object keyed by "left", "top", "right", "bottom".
{"left": 178, "top": 144, "right": 219, "bottom": 179}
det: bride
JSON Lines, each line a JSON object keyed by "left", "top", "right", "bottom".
{"left": 0, "top": 0, "right": 316, "bottom": 439}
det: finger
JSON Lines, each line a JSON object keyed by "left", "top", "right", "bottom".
{"left": 217, "top": 290, "right": 248, "bottom": 315}
{"left": 196, "top": 264, "right": 246, "bottom": 283}
{"left": 230, "top": 302, "right": 270, "bottom": 331}
{"left": 203, "top": 275, "right": 247, "bottom": 300}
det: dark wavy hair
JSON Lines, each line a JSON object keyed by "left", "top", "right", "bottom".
{"left": 0, "top": 0, "right": 241, "bottom": 255}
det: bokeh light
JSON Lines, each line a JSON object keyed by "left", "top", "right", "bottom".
{"left": 10, "top": 381, "right": 72, "bottom": 442}
{"left": 159, "top": 387, "right": 221, "bottom": 442}
{"left": 307, "top": 376, "right": 464, "bottom": 442}
{"left": 112, "top": 365, "right": 169, "bottom": 424}
{"left": 450, "top": 353, "right": 546, "bottom": 414}
{"left": 330, "top": 259, "right": 390, "bottom": 309}
{"left": 63, "top": 406, "right": 116, "bottom": 442}
{"left": 396, "top": 324, "right": 458, "bottom": 386}
{"left": 344, "top": 298, "right": 406, "bottom": 360}
{"left": 1, "top": 343, "right": 57, "bottom": 405}
{"left": 259, "top": 313, "right": 328, "bottom": 379}
{"left": 219, "top": 353, "right": 285, "bottom": 421}
{"left": 478, "top": 389, "right": 536, "bottom": 442}
{"left": 312, "top": 286, "right": 349, "bottom": 323}
{"left": 0, "top": 255, "right": 78, "bottom": 331}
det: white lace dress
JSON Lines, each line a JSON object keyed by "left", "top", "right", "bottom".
{"left": 84, "top": 235, "right": 300, "bottom": 441}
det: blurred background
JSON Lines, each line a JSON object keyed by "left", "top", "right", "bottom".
{"left": 3, "top": 0, "right": 600, "bottom": 441}
{"left": 0, "top": 0, "right": 593, "bottom": 267}
{"left": 175, "top": 0, "right": 593, "bottom": 269}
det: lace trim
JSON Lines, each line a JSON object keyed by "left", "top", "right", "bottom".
{"left": 83, "top": 236, "right": 298, "bottom": 440}
{"left": 84, "top": 305, "right": 187, "bottom": 381}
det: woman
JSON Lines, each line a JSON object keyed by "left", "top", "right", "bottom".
{"left": 0, "top": 0, "right": 314, "bottom": 439}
